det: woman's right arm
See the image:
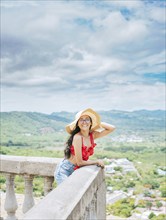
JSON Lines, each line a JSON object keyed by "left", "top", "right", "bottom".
{"left": 72, "top": 135, "right": 104, "bottom": 168}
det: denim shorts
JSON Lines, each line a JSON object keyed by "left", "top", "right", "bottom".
{"left": 54, "top": 159, "right": 75, "bottom": 185}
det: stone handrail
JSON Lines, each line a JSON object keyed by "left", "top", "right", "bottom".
{"left": 23, "top": 165, "right": 106, "bottom": 220}
{"left": 0, "top": 155, "right": 62, "bottom": 220}
{"left": 0, "top": 155, "right": 106, "bottom": 220}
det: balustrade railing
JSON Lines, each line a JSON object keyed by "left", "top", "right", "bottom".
{"left": 0, "top": 155, "right": 61, "bottom": 220}
{"left": 0, "top": 155, "right": 106, "bottom": 220}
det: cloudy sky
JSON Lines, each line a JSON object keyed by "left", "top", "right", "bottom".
{"left": 1, "top": 0, "right": 165, "bottom": 113}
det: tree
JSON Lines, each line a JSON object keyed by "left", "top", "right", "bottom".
{"left": 120, "top": 208, "right": 131, "bottom": 218}
{"left": 137, "top": 199, "right": 146, "bottom": 208}
{"left": 151, "top": 181, "right": 160, "bottom": 189}
{"left": 144, "top": 190, "right": 151, "bottom": 197}
{"left": 126, "top": 181, "right": 135, "bottom": 188}
{"left": 106, "top": 198, "right": 135, "bottom": 218}
{"left": 146, "top": 201, "right": 153, "bottom": 210}
{"left": 156, "top": 201, "right": 163, "bottom": 209}
{"left": 149, "top": 212, "right": 156, "bottom": 219}
{"left": 143, "top": 179, "right": 160, "bottom": 189}
{"left": 114, "top": 166, "right": 123, "bottom": 172}
{"left": 6, "top": 140, "right": 14, "bottom": 146}
{"left": 160, "top": 186, "right": 166, "bottom": 197}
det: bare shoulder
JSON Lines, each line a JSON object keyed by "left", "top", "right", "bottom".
{"left": 72, "top": 133, "right": 82, "bottom": 148}
{"left": 73, "top": 133, "right": 82, "bottom": 142}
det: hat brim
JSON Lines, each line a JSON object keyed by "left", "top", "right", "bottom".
{"left": 65, "top": 108, "right": 101, "bottom": 134}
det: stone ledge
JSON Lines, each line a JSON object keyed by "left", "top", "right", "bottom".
{"left": 0, "top": 155, "right": 62, "bottom": 176}
{"left": 23, "top": 165, "right": 105, "bottom": 220}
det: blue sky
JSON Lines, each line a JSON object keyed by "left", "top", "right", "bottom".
{"left": 1, "top": 0, "right": 166, "bottom": 113}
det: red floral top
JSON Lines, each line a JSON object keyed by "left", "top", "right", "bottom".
{"left": 70, "top": 132, "right": 97, "bottom": 170}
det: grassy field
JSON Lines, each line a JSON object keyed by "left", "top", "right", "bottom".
{"left": 0, "top": 138, "right": 165, "bottom": 197}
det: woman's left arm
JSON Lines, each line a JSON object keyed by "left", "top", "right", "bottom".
{"left": 93, "top": 122, "right": 116, "bottom": 139}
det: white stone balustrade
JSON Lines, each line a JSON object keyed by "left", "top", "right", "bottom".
{"left": 0, "top": 155, "right": 62, "bottom": 220}
{"left": 0, "top": 155, "right": 106, "bottom": 220}
{"left": 23, "top": 165, "right": 106, "bottom": 220}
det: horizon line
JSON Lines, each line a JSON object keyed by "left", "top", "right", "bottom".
{"left": 1, "top": 109, "right": 165, "bottom": 114}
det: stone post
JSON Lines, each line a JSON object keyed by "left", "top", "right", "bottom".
{"left": 4, "top": 174, "right": 18, "bottom": 220}
{"left": 43, "top": 176, "right": 54, "bottom": 196}
{"left": 22, "top": 175, "right": 34, "bottom": 214}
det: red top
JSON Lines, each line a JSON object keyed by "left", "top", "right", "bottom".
{"left": 70, "top": 132, "right": 97, "bottom": 170}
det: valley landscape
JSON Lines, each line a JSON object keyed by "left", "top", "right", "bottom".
{"left": 0, "top": 110, "right": 166, "bottom": 220}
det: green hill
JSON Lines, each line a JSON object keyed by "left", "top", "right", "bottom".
{"left": 98, "top": 110, "right": 165, "bottom": 131}
{"left": 52, "top": 109, "right": 165, "bottom": 132}
{"left": 1, "top": 110, "right": 165, "bottom": 147}
{"left": 1, "top": 111, "right": 69, "bottom": 134}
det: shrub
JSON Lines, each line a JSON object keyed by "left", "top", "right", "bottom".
{"left": 137, "top": 199, "right": 146, "bottom": 208}
{"left": 144, "top": 190, "right": 151, "bottom": 197}
{"left": 146, "top": 201, "right": 153, "bottom": 210}
{"left": 156, "top": 201, "right": 163, "bottom": 209}
{"left": 126, "top": 181, "right": 135, "bottom": 188}
{"left": 149, "top": 212, "right": 156, "bottom": 219}
{"left": 160, "top": 186, "right": 166, "bottom": 197}
{"left": 114, "top": 166, "right": 123, "bottom": 172}
{"left": 106, "top": 198, "right": 135, "bottom": 218}
{"left": 143, "top": 179, "right": 160, "bottom": 189}
{"left": 151, "top": 214, "right": 166, "bottom": 220}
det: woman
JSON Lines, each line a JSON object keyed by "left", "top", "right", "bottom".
{"left": 54, "top": 108, "right": 115, "bottom": 185}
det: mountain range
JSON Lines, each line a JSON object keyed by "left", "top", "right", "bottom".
{"left": 1, "top": 110, "right": 165, "bottom": 136}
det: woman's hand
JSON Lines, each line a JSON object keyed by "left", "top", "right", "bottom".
{"left": 96, "top": 160, "right": 105, "bottom": 169}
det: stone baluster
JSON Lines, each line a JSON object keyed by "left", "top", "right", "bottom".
{"left": 43, "top": 177, "right": 54, "bottom": 196}
{"left": 22, "top": 175, "right": 34, "bottom": 214}
{"left": 4, "top": 173, "right": 18, "bottom": 220}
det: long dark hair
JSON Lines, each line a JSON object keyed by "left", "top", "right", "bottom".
{"left": 64, "top": 117, "right": 92, "bottom": 159}
{"left": 64, "top": 124, "right": 80, "bottom": 159}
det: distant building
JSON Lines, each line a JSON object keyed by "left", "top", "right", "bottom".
{"left": 105, "top": 165, "right": 115, "bottom": 174}
{"left": 106, "top": 158, "right": 137, "bottom": 174}
{"left": 107, "top": 186, "right": 113, "bottom": 192}
{"left": 111, "top": 135, "right": 143, "bottom": 143}
{"left": 157, "top": 168, "right": 166, "bottom": 176}
{"left": 106, "top": 190, "right": 128, "bottom": 204}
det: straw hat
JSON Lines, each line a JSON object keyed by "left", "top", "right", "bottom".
{"left": 65, "top": 108, "right": 101, "bottom": 134}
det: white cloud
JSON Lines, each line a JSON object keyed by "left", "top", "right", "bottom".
{"left": 149, "top": 6, "right": 166, "bottom": 23}
{"left": 1, "top": 0, "right": 38, "bottom": 8}
{"left": 99, "top": 82, "right": 165, "bottom": 111}
{"left": 87, "top": 11, "right": 150, "bottom": 57}
{"left": 1, "top": 0, "right": 165, "bottom": 113}
{"left": 106, "top": 0, "right": 144, "bottom": 10}
{"left": 134, "top": 51, "right": 166, "bottom": 74}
